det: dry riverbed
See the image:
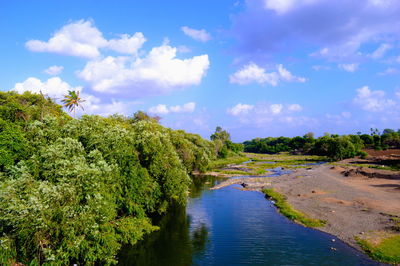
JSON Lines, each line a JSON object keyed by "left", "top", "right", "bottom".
{"left": 207, "top": 153, "right": 400, "bottom": 264}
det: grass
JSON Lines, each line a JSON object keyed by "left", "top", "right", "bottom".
{"left": 391, "top": 217, "right": 400, "bottom": 232}
{"left": 331, "top": 162, "right": 400, "bottom": 171}
{"left": 356, "top": 234, "right": 400, "bottom": 264}
{"left": 262, "top": 188, "right": 326, "bottom": 228}
{"left": 213, "top": 169, "right": 252, "bottom": 175}
{"left": 209, "top": 152, "right": 327, "bottom": 177}
{"left": 209, "top": 155, "right": 248, "bottom": 169}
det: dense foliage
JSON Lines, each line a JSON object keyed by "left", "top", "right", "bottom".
{"left": 210, "top": 126, "right": 244, "bottom": 158}
{"left": 243, "top": 129, "right": 400, "bottom": 161}
{"left": 0, "top": 92, "right": 215, "bottom": 265}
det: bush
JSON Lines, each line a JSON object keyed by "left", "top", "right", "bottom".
{"left": 0, "top": 95, "right": 215, "bottom": 264}
{"left": 359, "top": 151, "right": 368, "bottom": 159}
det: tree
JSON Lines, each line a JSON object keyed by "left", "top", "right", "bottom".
{"left": 132, "top": 111, "right": 160, "bottom": 123}
{"left": 210, "top": 126, "right": 230, "bottom": 143}
{"left": 61, "top": 90, "right": 85, "bottom": 118}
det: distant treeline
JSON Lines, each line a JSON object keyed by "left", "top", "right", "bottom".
{"left": 243, "top": 129, "right": 400, "bottom": 160}
{"left": 0, "top": 91, "right": 224, "bottom": 265}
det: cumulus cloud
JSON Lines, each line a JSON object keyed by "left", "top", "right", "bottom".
{"left": 170, "top": 102, "right": 196, "bottom": 113}
{"left": 13, "top": 77, "right": 81, "bottom": 99}
{"left": 44, "top": 65, "right": 64, "bottom": 75}
{"left": 227, "top": 102, "right": 302, "bottom": 116}
{"left": 81, "top": 94, "right": 136, "bottom": 116}
{"left": 107, "top": 33, "right": 146, "bottom": 55}
{"left": 227, "top": 103, "right": 254, "bottom": 115}
{"left": 26, "top": 20, "right": 146, "bottom": 58}
{"left": 232, "top": 0, "right": 400, "bottom": 61}
{"left": 78, "top": 45, "right": 209, "bottom": 96}
{"left": 227, "top": 102, "right": 309, "bottom": 128}
{"left": 148, "top": 102, "right": 196, "bottom": 115}
{"left": 229, "top": 63, "right": 305, "bottom": 86}
{"left": 11, "top": 76, "right": 141, "bottom": 117}
{"left": 353, "top": 86, "right": 395, "bottom": 112}
{"left": 181, "top": 26, "right": 211, "bottom": 42}
{"left": 270, "top": 104, "right": 283, "bottom": 114}
{"left": 338, "top": 63, "right": 359, "bottom": 72}
{"left": 277, "top": 64, "right": 306, "bottom": 82}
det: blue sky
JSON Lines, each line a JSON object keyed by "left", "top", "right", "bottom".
{"left": 1, "top": 0, "right": 400, "bottom": 142}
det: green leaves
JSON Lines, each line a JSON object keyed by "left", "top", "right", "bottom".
{"left": 61, "top": 90, "right": 85, "bottom": 118}
{"left": 0, "top": 105, "right": 214, "bottom": 264}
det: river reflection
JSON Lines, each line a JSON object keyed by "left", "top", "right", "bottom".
{"left": 118, "top": 175, "right": 380, "bottom": 266}
{"left": 117, "top": 175, "right": 217, "bottom": 266}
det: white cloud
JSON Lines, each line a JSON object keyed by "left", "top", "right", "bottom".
{"left": 26, "top": 20, "right": 106, "bottom": 58}
{"left": 227, "top": 103, "right": 254, "bottom": 116}
{"left": 353, "top": 86, "right": 395, "bottom": 112}
{"left": 81, "top": 94, "right": 135, "bottom": 116}
{"left": 78, "top": 44, "right": 209, "bottom": 96}
{"left": 378, "top": 67, "right": 400, "bottom": 76}
{"left": 233, "top": 1, "right": 400, "bottom": 62}
{"left": 148, "top": 102, "right": 196, "bottom": 115}
{"left": 339, "top": 63, "right": 359, "bottom": 72}
{"left": 277, "top": 64, "right": 306, "bottom": 82}
{"left": 229, "top": 63, "right": 279, "bottom": 85}
{"left": 264, "top": 0, "right": 319, "bottom": 14}
{"left": 181, "top": 26, "right": 211, "bottom": 42}
{"left": 177, "top": 45, "right": 191, "bottom": 53}
{"left": 288, "top": 104, "right": 303, "bottom": 112}
{"left": 11, "top": 76, "right": 141, "bottom": 117}
{"left": 270, "top": 104, "right": 283, "bottom": 114}
{"left": 227, "top": 102, "right": 311, "bottom": 128}
{"left": 26, "top": 20, "right": 146, "bottom": 58}
{"left": 148, "top": 104, "right": 169, "bottom": 115}
{"left": 12, "top": 77, "right": 81, "bottom": 99}
{"left": 396, "top": 89, "right": 400, "bottom": 98}
{"left": 227, "top": 102, "right": 301, "bottom": 116}
{"left": 44, "top": 65, "right": 64, "bottom": 75}
{"left": 229, "top": 63, "right": 305, "bottom": 86}
{"left": 312, "top": 65, "right": 331, "bottom": 71}
{"left": 341, "top": 111, "right": 351, "bottom": 118}
{"left": 370, "top": 43, "right": 392, "bottom": 59}
{"left": 107, "top": 33, "right": 146, "bottom": 55}
{"left": 170, "top": 102, "right": 196, "bottom": 113}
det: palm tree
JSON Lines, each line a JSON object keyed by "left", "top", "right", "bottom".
{"left": 61, "top": 90, "right": 85, "bottom": 118}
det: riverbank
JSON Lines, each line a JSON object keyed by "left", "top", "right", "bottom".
{"left": 208, "top": 153, "right": 400, "bottom": 264}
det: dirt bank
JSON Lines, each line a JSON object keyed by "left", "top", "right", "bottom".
{"left": 271, "top": 165, "right": 400, "bottom": 248}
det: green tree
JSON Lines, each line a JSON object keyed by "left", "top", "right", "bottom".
{"left": 132, "top": 110, "right": 160, "bottom": 123}
{"left": 210, "top": 126, "right": 232, "bottom": 158}
{"left": 61, "top": 90, "right": 85, "bottom": 118}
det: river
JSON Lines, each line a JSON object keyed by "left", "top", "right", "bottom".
{"left": 118, "top": 175, "right": 380, "bottom": 265}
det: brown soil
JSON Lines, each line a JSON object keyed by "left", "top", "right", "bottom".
{"left": 269, "top": 165, "right": 400, "bottom": 248}
{"left": 364, "top": 148, "right": 400, "bottom": 157}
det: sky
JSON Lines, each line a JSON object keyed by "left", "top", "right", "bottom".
{"left": 1, "top": 0, "right": 400, "bottom": 142}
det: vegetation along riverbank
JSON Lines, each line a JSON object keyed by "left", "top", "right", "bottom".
{"left": 0, "top": 91, "right": 230, "bottom": 265}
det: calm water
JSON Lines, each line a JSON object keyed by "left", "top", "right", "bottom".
{"left": 118, "top": 176, "right": 380, "bottom": 266}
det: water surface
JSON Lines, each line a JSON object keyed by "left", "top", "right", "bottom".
{"left": 118, "top": 176, "right": 380, "bottom": 265}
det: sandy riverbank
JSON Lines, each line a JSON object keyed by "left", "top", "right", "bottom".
{"left": 210, "top": 163, "right": 400, "bottom": 253}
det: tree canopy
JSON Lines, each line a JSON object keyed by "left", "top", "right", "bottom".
{"left": 0, "top": 92, "right": 216, "bottom": 265}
